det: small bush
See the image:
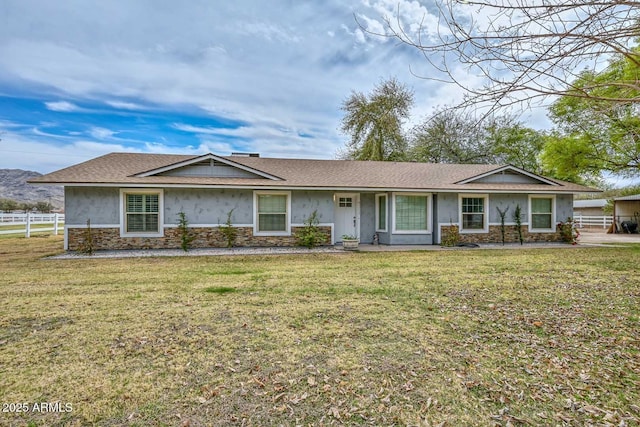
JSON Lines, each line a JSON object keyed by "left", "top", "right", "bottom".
{"left": 441, "top": 223, "right": 460, "bottom": 247}
{"left": 178, "top": 212, "right": 194, "bottom": 252}
{"left": 295, "top": 210, "right": 327, "bottom": 248}
{"left": 218, "top": 209, "right": 237, "bottom": 248}
{"left": 496, "top": 206, "right": 509, "bottom": 245}
{"left": 78, "top": 219, "right": 95, "bottom": 255}
{"left": 558, "top": 217, "right": 580, "bottom": 244}
{"left": 513, "top": 204, "right": 524, "bottom": 245}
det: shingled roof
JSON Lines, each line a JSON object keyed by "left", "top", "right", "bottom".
{"left": 29, "top": 152, "right": 596, "bottom": 193}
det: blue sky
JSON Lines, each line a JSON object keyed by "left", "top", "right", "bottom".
{"left": 0, "top": 0, "right": 568, "bottom": 177}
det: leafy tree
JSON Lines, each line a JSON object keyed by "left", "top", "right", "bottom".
{"left": 35, "top": 201, "right": 53, "bottom": 213}
{"left": 0, "top": 198, "right": 19, "bottom": 212}
{"left": 368, "top": 1, "right": 640, "bottom": 113}
{"left": 19, "top": 202, "right": 34, "bottom": 211}
{"left": 540, "top": 133, "right": 604, "bottom": 185}
{"left": 409, "top": 108, "right": 496, "bottom": 164}
{"left": 488, "top": 123, "right": 546, "bottom": 174}
{"left": 340, "top": 78, "right": 413, "bottom": 161}
{"left": 409, "top": 107, "right": 544, "bottom": 172}
{"left": 543, "top": 51, "right": 640, "bottom": 179}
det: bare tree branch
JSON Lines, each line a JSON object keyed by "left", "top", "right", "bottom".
{"left": 362, "top": 1, "right": 640, "bottom": 114}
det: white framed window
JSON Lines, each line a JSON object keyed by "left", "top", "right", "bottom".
{"left": 529, "top": 195, "right": 556, "bottom": 232}
{"left": 120, "top": 189, "right": 164, "bottom": 237}
{"left": 375, "top": 194, "right": 387, "bottom": 232}
{"left": 459, "top": 194, "right": 488, "bottom": 233}
{"left": 254, "top": 191, "right": 291, "bottom": 236}
{"left": 392, "top": 193, "right": 432, "bottom": 234}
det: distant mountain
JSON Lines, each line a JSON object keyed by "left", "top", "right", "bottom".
{"left": 0, "top": 169, "right": 64, "bottom": 210}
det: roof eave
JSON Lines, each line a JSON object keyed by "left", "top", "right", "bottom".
{"left": 39, "top": 181, "right": 593, "bottom": 193}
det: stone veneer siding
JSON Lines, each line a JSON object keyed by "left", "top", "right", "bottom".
{"left": 67, "top": 226, "right": 333, "bottom": 251}
{"left": 441, "top": 225, "right": 563, "bottom": 245}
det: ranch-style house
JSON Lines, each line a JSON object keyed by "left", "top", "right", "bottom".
{"left": 29, "top": 152, "right": 596, "bottom": 250}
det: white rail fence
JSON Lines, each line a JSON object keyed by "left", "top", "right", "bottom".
{"left": 573, "top": 214, "right": 614, "bottom": 229}
{"left": 0, "top": 213, "right": 65, "bottom": 237}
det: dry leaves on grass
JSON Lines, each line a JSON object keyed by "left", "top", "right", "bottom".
{"left": 1, "top": 237, "right": 639, "bottom": 426}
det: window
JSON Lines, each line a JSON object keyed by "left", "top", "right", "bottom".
{"left": 460, "top": 195, "right": 488, "bottom": 232}
{"left": 530, "top": 196, "right": 555, "bottom": 231}
{"left": 338, "top": 197, "right": 353, "bottom": 208}
{"left": 375, "top": 194, "right": 387, "bottom": 232}
{"left": 393, "top": 193, "right": 431, "bottom": 233}
{"left": 121, "top": 189, "right": 163, "bottom": 237}
{"left": 254, "top": 191, "right": 290, "bottom": 235}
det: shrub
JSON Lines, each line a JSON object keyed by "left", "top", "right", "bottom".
{"left": 513, "top": 204, "right": 524, "bottom": 245}
{"left": 295, "top": 210, "right": 327, "bottom": 248}
{"left": 219, "top": 209, "right": 237, "bottom": 248}
{"left": 496, "top": 206, "right": 509, "bottom": 245}
{"left": 78, "top": 219, "right": 95, "bottom": 255}
{"left": 558, "top": 218, "right": 580, "bottom": 244}
{"left": 441, "top": 223, "right": 460, "bottom": 247}
{"left": 178, "top": 211, "right": 194, "bottom": 252}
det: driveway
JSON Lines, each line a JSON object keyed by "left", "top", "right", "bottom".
{"left": 578, "top": 229, "right": 640, "bottom": 245}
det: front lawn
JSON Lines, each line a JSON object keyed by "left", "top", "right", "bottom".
{"left": 1, "top": 236, "right": 638, "bottom": 426}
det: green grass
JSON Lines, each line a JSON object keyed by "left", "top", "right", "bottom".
{"left": 204, "top": 286, "right": 237, "bottom": 294}
{"left": 1, "top": 236, "right": 639, "bottom": 426}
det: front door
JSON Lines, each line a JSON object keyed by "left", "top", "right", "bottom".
{"left": 334, "top": 193, "right": 358, "bottom": 242}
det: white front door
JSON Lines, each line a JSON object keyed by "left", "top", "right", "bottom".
{"left": 334, "top": 193, "right": 359, "bottom": 242}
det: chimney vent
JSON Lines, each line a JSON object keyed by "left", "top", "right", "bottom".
{"left": 231, "top": 152, "right": 260, "bottom": 157}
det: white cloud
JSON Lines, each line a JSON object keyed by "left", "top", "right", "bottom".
{"left": 362, "top": 0, "right": 439, "bottom": 39}
{"left": 355, "top": 14, "right": 386, "bottom": 38}
{"left": 89, "top": 127, "right": 117, "bottom": 139}
{"left": 0, "top": 131, "right": 132, "bottom": 173}
{"left": 171, "top": 123, "right": 220, "bottom": 135}
{"left": 105, "top": 100, "right": 144, "bottom": 110}
{"left": 0, "top": 0, "right": 515, "bottom": 173}
{"left": 44, "top": 101, "right": 80, "bottom": 112}
{"left": 236, "top": 21, "right": 300, "bottom": 43}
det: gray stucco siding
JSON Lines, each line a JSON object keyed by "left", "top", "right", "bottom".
{"left": 555, "top": 194, "right": 573, "bottom": 223}
{"left": 489, "top": 194, "right": 528, "bottom": 224}
{"left": 65, "top": 187, "right": 120, "bottom": 225}
{"left": 437, "top": 193, "right": 459, "bottom": 224}
{"left": 359, "top": 193, "right": 376, "bottom": 244}
{"left": 290, "top": 191, "right": 334, "bottom": 224}
{"left": 164, "top": 188, "right": 253, "bottom": 225}
{"left": 389, "top": 233, "right": 434, "bottom": 245}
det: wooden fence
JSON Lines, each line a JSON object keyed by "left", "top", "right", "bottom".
{"left": 0, "top": 213, "right": 65, "bottom": 237}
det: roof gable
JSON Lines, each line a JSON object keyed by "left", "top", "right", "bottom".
{"left": 132, "top": 153, "right": 282, "bottom": 180}
{"left": 456, "top": 166, "right": 560, "bottom": 186}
